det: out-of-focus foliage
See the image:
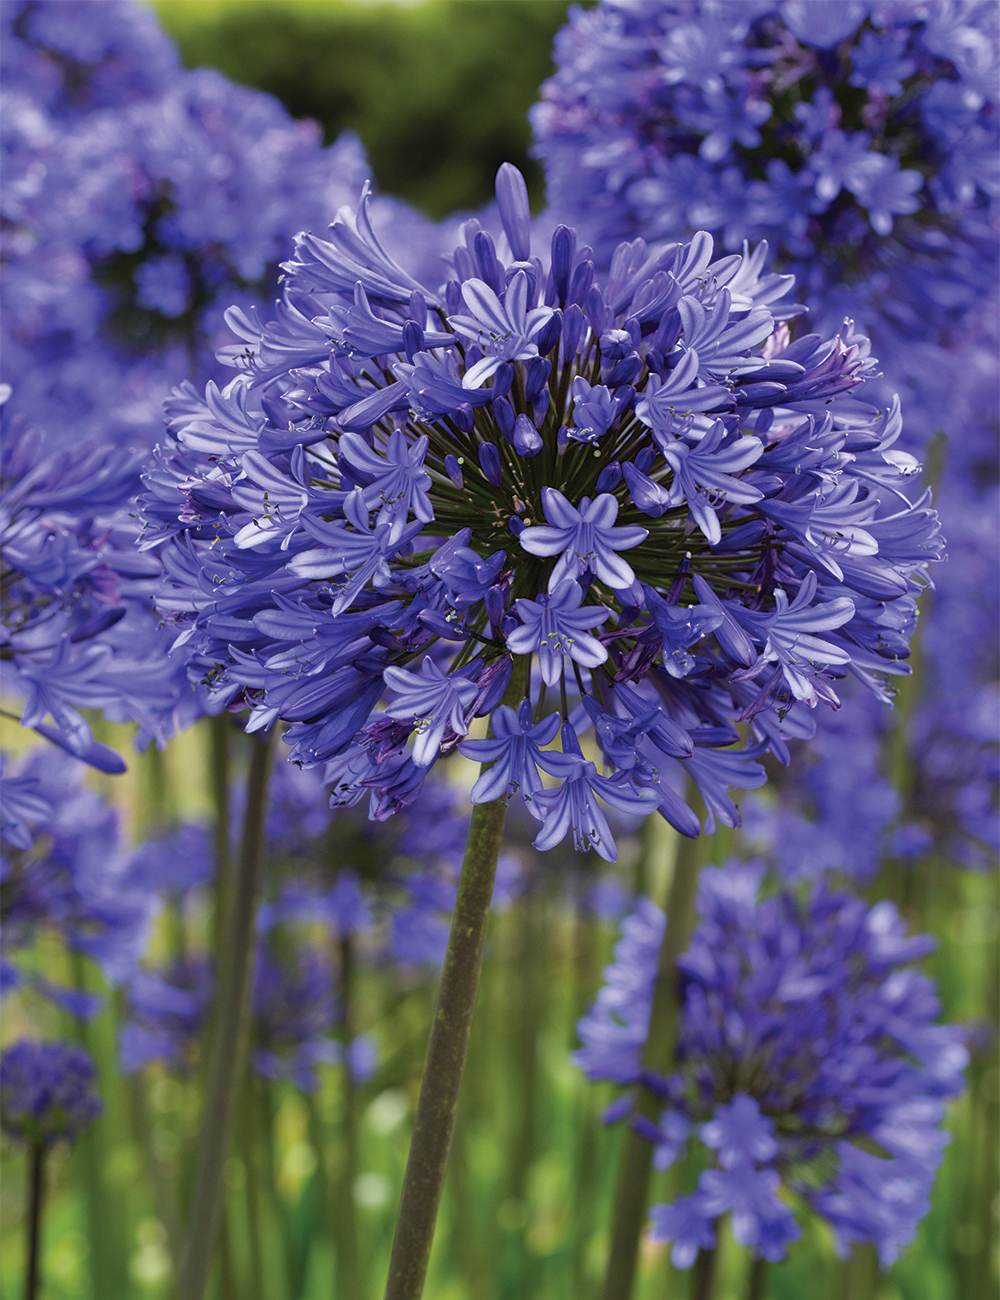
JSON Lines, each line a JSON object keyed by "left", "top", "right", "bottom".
{"left": 152, "top": 0, "right": 576, "bottom": 218}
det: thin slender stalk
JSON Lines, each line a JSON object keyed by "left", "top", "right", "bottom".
{"left": 692, "top": 1243, "right": 719, "bottom": 1300}
{"left": 572, "top": 881, "right": 601, "bottom": 1298}
{"left": 336, "top": 933, "right": 363, "bottom": 1300}
{"left": 175, "top": 727, "right": 275, "bottom": 1300}
{"left": 745, "top": 1255, "right": 768, "bottom": 1300}
{"left": 382, "top": 793, "right": 511, "bottom": 1300}
{"left": 129, "top": 1073, "right": 181, "bottom": 1269}
{"left": 24, "top": 1144, "right": 45, "bottom": 1300}
{"left": 837, "top": 1243, "right": 878, "bottom": 1300}
{"left": 209, "top": 712, "right": 232, "bottom": 953}
{"left": 241, "top": 1088, "right": 267, "bottom": 1300}
{"left": 601, "top": 828, "right": 704, "bottom": 1300}
{"left": 500, "top": 880, "right": 545, "bottom": 1300}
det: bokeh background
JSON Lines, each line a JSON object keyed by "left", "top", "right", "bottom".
{"left": 1, "top": 2, "right": 996, "bottom": 1299}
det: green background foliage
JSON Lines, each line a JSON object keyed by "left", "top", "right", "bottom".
{"left": 152, "top": 0, "right": 576, "bottom": 218}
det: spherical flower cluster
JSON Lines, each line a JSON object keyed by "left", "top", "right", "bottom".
{"left": 0, "top": 1039, "right": 102, "bottom": 1148}
{"left": 532, "top": 2, "right": 998, "bottom": 292}
{"left": 0, "top": 747, "right": 152, "bottom": 1004}
{"left": 1, "top": 0, "right": 444, "bottom": 451}
{"left": 139, "top": 164, "right": 942, "bottom": 861}
{"left": 532, "top": 0, "right": 999, "bottom": 882}
{"left": 576, "top": 864, "right": 968, "bottom": 1266}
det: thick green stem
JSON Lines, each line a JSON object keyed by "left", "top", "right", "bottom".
{"left": 382, "top": 792, "right": 510, "bottom": 1300}
{"left": 692, "top": 1242, "right": 719, "bottom": 1300}
{"left": 601, "top": 828, "right": 704, "bottom": 1300}
{"left": 175, "top": 728, "right": 275, "bottom": 1300}
{"left": 24, "top": 1144, "right": 45, "bottom": 1300}
{"left": 745, "top": 1255, "right": 768, "bottom": 1300}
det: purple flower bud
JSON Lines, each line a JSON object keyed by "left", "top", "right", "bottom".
{"left": 474, "top": 230, "right": 503, "bottom": 293}
{"left": 452, "top": 403, "right": 474, "bottom": 433}
{"left": 402, "top": 320, "right": 424, "bottom": 363}
{"left": 408, "top": 289, "right": 427, "bottom": 328}
{"left": 495, "top": 162, "right": 532, "bottom": 262}
{"left": 492, "top": 362, "right": 515, "bottom": 400}
{"left": 535, "top": 310, "right": 563, "bottom": 357}
{"left": 569, "top": 258, "right": 595, "bottom": 305}
{"left": 606, "top": 351, "right": 643, "bottom": 387}
{"left": 493, "top": 396, "right": 516, "bottom": 442}
{"left": 445, "top": 280, "right": 463, "bottom": 315}
{"left": 508, "top": 515, "right": 526, "bottom": 536}
{"left": 525, "top": 358, "right": 552, "bottom": 403}
{"left": 513, "top": 414, "right": 543, "bottom": 458}
{"left": 444, "top": 454, "right": 464, "bottom": 488}
{"left": 533, "top": 390, "right": 550, "bottom": 422}
{"left": 595, "top": 461, "right": 622, "bottom": 492}
{"left": 550, "top": 224, "right": 577, "bottom": 301}
{"left": 505, "top": 260, "right": 537, "bottom": 304}
{"left": 634, "top": 445, "right": 656, "bottom": 474}
{"left": 651, "top": 310, "right": 681, "bottom": 355}
{"left": 478, "top": 441, "right": 502, "bottom": 487}
{"left": 585, "top": 283, "right": 610, "bottom": 334}
{"left": 600, "top": 329, "right": 632, "bottom": 361}
{"left": 560, "top": 303, "right": 587, "bottom": 363}
{"left": 484, "top": 584, "right": 505, "bottom": 628}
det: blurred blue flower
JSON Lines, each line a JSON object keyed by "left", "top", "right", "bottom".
{"left": 577, "top": 864, "right": 968, "bottom": 1266}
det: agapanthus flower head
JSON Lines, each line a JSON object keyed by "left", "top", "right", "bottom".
{"left": 531, "top": 0, "right": 1000, "bottom": 498}
{"left": 0, "top": 390, "right": 207, "bottom": 766}
{"left": 140, "top": 164, "right": 940, "bottom": 862}
{"left": 577, "top": 864, "right": 968, "bottom": 1266}
{"left": 532, "top": 2, "right": 998, "bottom": 281}
{"left": 1, "top": 0, "right": 447, "bottom": 452}
{"left": 1, "top": 748, "right": 152, "bottom": 996}
{"left": 120, "top": 896, "right": 374, "bottom": 1090}
{"left": 0, "top": 1038, "right": 102, "bottom": 1148}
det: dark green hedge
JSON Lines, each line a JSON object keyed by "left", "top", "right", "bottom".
{"left": 154, "top": 0, "right": 577, "bottom": 218}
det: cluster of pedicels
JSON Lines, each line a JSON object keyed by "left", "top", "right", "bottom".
{"left": 139, "top": 162, "right": 941, "bottom": 860}
{"left": 576, "top": 864, "right": 968, "bottom": 1266}
{"left": 0, "top": 1038, "right": 102, "bottom": 1149}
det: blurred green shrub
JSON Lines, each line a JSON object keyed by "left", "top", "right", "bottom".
{"left": 152, "top": 0, "right": 575, "bottom": 218}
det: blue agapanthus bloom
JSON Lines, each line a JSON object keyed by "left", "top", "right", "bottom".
{"left": 576, "top": 864, "right": 968, "bottom": 1266}
{"left": 0, "top": 748, "right": 153, "bottom": 1001}
{"left": 0, "top": 1038, "right": 102, "bottom": 1148}
{"left": 0, "top": 389, "right": 206, "bottom": 766}
{"left": 1, "top": 0, "right": 446, "bottom": 452}
{"left": 139, "top": 163, "right": 941, "bottom": 863}
{"left": 532, "top": 2, "right": 997, "bottom": 292}
{"left": 119, "top": 937, "right": 370, "bottom": 1093}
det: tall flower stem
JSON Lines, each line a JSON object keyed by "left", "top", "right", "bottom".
{"left": 601, "top": 826, "right": 704, "bottom": 1300}
{"left": 692, "top": 1242, "right": 720, "bottom": 1300}
{"left": 746, "top": 1255, "right": 768, "bottom": 1300}
{"left": 23, "top": 1143, "right": 45, "bottom": 1300}
{"left": 381, "top": 793, "right": 511, "bottom": 1300}
{"left": 175, "top": 727, "right": 275, "bottom": 1300}
{"left": 209, "top": 712, "right": 232, "bottom": 952}
{"left": 336, "top": 932, "right": 363, "bottom": 1300}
